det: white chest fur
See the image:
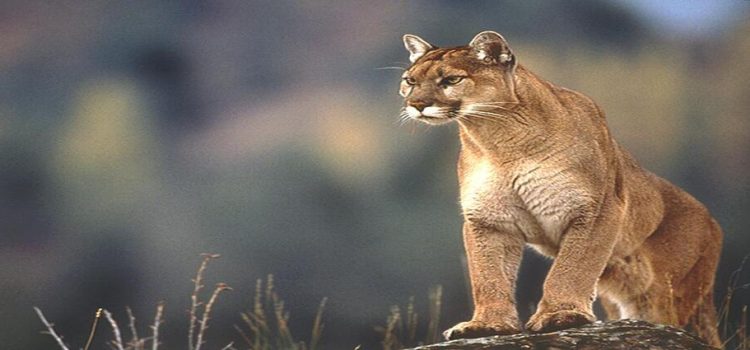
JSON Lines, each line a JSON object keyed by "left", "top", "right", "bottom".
{"left": 460, "top": 159, "right": 591, "bottom": 248}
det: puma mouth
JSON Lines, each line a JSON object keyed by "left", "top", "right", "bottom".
{"left": 406, "top": 106, "right": 456, "bottom": 125}
{"left": 415, "top": 114, "right": 454, "bottom": 125}
{"left": 418, "top": 115, "right": 447, "bottom": 120}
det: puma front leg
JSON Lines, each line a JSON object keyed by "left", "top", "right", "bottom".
{"left": 526, "top": 202, "right": 619, "bottom": 333}
{"left": 444, "top": 221, "right": 524, "bottom": 340}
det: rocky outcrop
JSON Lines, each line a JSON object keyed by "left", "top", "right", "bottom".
{"left": 406, "top": 320, "right": 717, "bottom": 350}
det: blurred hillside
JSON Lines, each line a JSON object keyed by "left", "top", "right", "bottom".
{"left": 1, "top": 1, "right": 748, "bottom": 349}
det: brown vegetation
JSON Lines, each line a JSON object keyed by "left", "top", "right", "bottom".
{"left": 34, "top": 254, "right": 325, "bottom": 350}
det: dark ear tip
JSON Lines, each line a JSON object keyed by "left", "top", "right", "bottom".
{"left": 470, "top": 30, "right": 509, "bottom": 46}
{"left": 478, "top": 30, "right": 503, "bottom": 37}
{"left": 403, "top": 34, "right": 427, "bottom": 47}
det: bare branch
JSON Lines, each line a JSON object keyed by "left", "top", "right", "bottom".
{"left": 103, "top": 309, "right": 125, "bottom": 350}
{"left": 189, "top": 253, "right": 220, "bottom": 350}
{"left": 125, "top": 307, "right": 141, "bottom": 349}
{"left": 195, "top": 283, "right": 232, "bottom": 350}
{"left": 233, "top": 324, "right": 253, "bottom": 348}
{"left": 84, "top": 308, "right": 103, "bottom": 350}
{"left": 33, "top": 307, "right": 71, "bottom": 350}
{"left": 310, "top": 297, "right": 327, "bottom": 350}
{"left": 151, "top": 302, "right": 164, "bottom": 350}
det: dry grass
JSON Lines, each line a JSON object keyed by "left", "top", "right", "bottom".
{"left": 374, "top": 255, "right": 749, "bottom": 350}
{"left": 35, "top": 302, "right": 168, "bottom": 350}
{"left": 193, "top": 259, "right": 232, "bottom": 350}
{"left": 34, "top": 254, "right": 327, "bottom": 350}
{"left": 33, "top": 306, "right": 70, "bottom": 350}
{"left": 720, "top": 255, "right": 750, "bottom": 350}
{"left": 234, "top": 275, "right": 327, "bottom": 350}
{"left": 665, "top": 273, "right": 678, "bottom": 326}
{"left": 189, "top": 254, "right": 224, "bottom": 350}
{"left": 376, "top": 285, "right": 443, "bottom": 350}
{"left": 34, "top": 254, "right": 232, "bottom": 350}
{"left": 85, "top": 308, "right": 103, "bottom": 350}
{"left": 33, "top": 253, "right": 746, "bottom": 349}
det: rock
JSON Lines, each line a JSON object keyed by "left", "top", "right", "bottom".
{"left": 406, "top": 320, "right": 718, "bottom": 350}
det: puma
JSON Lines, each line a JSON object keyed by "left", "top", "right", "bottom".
{"left": 398, "top": 31, "right": 722, "bottom": 347}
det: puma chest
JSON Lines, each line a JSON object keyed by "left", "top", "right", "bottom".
{"left": 459, "top": 159, "right": 592, "bottom": 245}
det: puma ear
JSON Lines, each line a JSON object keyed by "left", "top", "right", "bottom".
{"left": 403, "top": 34, "right": 434, "bottom": 63}
{"left": 469, "top": 31, "right": 515, "bottom": 66}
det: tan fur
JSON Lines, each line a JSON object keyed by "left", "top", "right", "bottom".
{"left": 400, "top": 31, "right": 722, "bottom": 346}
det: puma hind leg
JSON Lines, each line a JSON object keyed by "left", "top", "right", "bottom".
{"left": 599, "top": 296, "right": 621, "bottom": 321}
{"left": 622, "top": 266, "right": 721, "bottom": 347}
{"left": 603, "top": 215, "right": 723, "bottom": 347}
{"left": 685, "top": 290, "right": 721, "bottom": 348}
{"left": 679, "top": 223, "right": 722, "bottom": 347}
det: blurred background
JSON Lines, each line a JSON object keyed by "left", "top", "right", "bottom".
{"left": 1, "top": 1, "right": 748, "bottom": 349}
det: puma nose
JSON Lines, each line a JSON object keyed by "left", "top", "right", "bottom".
{"left": 409, "top": 100, "right": 431, "bottom": 112}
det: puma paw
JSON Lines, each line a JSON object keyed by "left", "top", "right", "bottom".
{"left": 525, "top": 309, "right": 595, "bottom": 333}
{"left": 443, "top": 320, "right": 521, "bottom": 340}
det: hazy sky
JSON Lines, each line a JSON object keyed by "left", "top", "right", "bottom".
{"left": 615, "top": 0, "right": 748, "bottom": 36}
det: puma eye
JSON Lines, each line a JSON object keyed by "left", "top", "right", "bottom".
{"left": 442, "top": 76, "right": 464, "bottom": 85}
{"left": 403, "top": 77, "right": 417, "bottom": 86}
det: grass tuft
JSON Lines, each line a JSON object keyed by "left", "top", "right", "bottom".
{"left": 377, "top": 285, "right": 443, "bottom": 350}
{"left": 33, "top": 254, "right": 746, "bottom": 349}
{"left": 33, "top": 254, "right": 228, "bottom": 350}
{"left": 235, "top": 274, "right": 327, "bottom": 350}
{"left": 720, "top": 254, "right": 750, "bottom": 350}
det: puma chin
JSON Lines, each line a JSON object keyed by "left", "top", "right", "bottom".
{"left": 398, "top": 31, "right": 723, "bottom": 347}
{"left": 403, "top": 105, "right": 455, "bottom": 125}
